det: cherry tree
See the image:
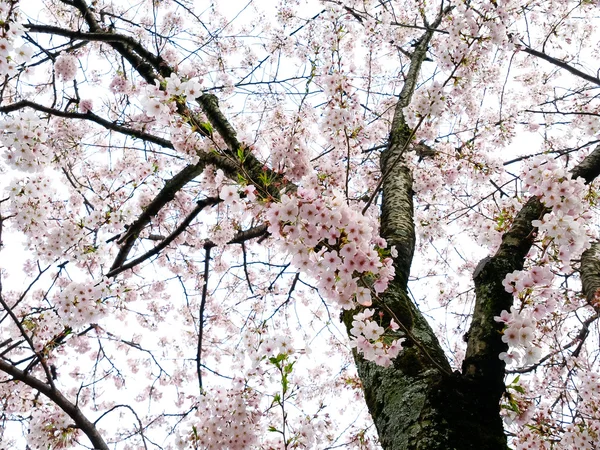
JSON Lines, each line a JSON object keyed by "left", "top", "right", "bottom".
{"left": 1, "top": 0, "right": 600, "bottom": 448}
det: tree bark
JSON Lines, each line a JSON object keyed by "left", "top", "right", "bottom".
{"left": 581, "top": 242, "right": 600, "bottom": 304}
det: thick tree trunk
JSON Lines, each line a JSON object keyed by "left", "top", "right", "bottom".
{"left": 342, "top": 7, "right": 505, "bottom": 448}
{"left": 355, "top": 358, "right": 508, "bottom": 449}
{"left": 346, "top": 284, "right": 508, "bottom": 450}
{"left": 581, "top": 242, "right": 600, "bottom": 304}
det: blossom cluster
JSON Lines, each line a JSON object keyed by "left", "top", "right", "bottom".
{"left": 268, "top": 130, "right": 311, "bottom": 182}
{"left": 494, "top": 157, "right": 595, "bottom": 366}
{"left": 28, "top": 406, "right": 81, "bottom": 450}
{"left": 136, "top": 74, "right": 209, "bottom": 162}
{"left": 6, "top": 175, "right": 55, "bottom": 234}
{"left": 471, "top": 213, "right": 503, "bottom": 249}
{"left": 266, "top": 190, "right": 395, "bottom": 310}
{"left": 558, "top": 423, "right": 600, "bottom": 449}
{"left": 495, "top": 306, "right": 541, "bottom": 366}
{"left": 57, "top": 283, "right": 105, "bottom": 328}
{"left": 207, "top": 184, "right": 258, "bottom": 246}
{"left": 510, "top": 421, "right": 600, "bottom": 450}
{"left": 54, "top": 53, "right": 78, "bottom": 82}
{"left": 140, "top": 74, "right": 204, "bottom": 120}
{"left": 496, "top": 264, "right": 555, "bottom": 366}
{"left": 510, "top": 368, "right": 600, "bottom": 448}
{"left": 139, "top": 80, "right": 173, "bottom": 119}
{"left": 28, "top": 311, "right": 65, "bottom": 354}
{"left": 349, "top": 309, "right": 403, "bottom": 367}
{"left": 469, "top": 198, "right": 522, "bottom": 252}
{"left": 219, "top": 184, "right": 257, "bottom": 212}
{"left": 579, "top": 372, "right": 600, "bottom": 403}
{"left": 175, "top": 381, "right": 259, "bottom": 450}
{"left": 164, "top": 72, "right": 203, "bottom": 100}
{"left": 109, "top": 75, "right": 130, "bottom": 94}
{"left": 79, "top": 98, "right": 93, "bottom": 113}
{"left": 0, "top": 2, "right": 32, "bottom": 78}
{"left": 0, "top": 111, "right": 51, "bottom": 171}
{"left": 412, "top": 82, "right": 446, "bottom": 118}
{"left": 254, "top": 334, "right": 295, "bottom": 362}
{"left": 266, "top": 191, "right": 401, "bottom": 365}
{"left": 290, "top": 415, "right": 329, "bottom": 449}
{"left": 5, "top": 174, "right": 92, "bottom": 263}
{"left": 320, "top": 70, "right": 360, "bottom": 135}
{"left": 318, "top": 67, "right": 367, "bottom": 163}
{"left": 502, "top": 265, "right": 554, "bottom": 296}
{"left": 239, "top": 329, "right": 334, "bottom": 448}
{"left": 53, "top": 280, "right": 109, "bottom": 328}
{"left": 243, "top": 329, "right": 298, "bottom": 372}
{"left": 524, "top": 156, "right": 592, "bottom": 268}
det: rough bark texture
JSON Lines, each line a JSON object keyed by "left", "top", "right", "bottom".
{"left": 345, "top": 10, "right": 600, "bottom": 450}
{"left": 463, "top": 197, "right": 545, "bottom": 413}
{"left": 581, "top": 242, "right": 600, "bottom": 303}
{"left": 345, "top": 285, "right": 509, "bottom": 450}
{"left": 572, "top": 144, "right": 600, "bottom": 183}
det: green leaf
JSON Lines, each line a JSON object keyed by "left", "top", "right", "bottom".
{"left": 269, "top": 353, "right": 287, "bottom": 366}
{"left": 284, "top": 361, "right": 295, "bottom": 375}
{"left": 198, "top": 122, "right": 213, "bottom": 136}
{"left": 282, "top": 376, "right": 288, "bottom": 394}
{"left": 258, "top": 171, "right": 271, "bottom": 186}
{"left": 512, "top": 385, "right": 525, "bottom": 394}
{"left": 237, "top": 146, "right": 246, "bottom": 162}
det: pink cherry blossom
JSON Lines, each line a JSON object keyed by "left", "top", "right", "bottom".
{"left": 54, "top": 53, "right": 78, "bottom": 81}
{"left": 1, "top": 2, "right": 600, "bottom": 449}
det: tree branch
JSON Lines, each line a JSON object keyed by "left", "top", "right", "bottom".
{"left": 26, "top": 23, "right": 168, "bottom": 55}
{"left": 463, "top": 144, "right": 600, "bottom": 425}
{"left": 64, "top": 0, "right": 289, "bottom": 203}
{"left": 380, "top": 6, "right": 452, "bottom": 291}
{"left": 204, "top": 224, "right": 269, "bottom": 250}
{"left": 581, "top": 242, "right": 600, "bottom": 304}
{"left": 0, "top": 359, "right": 109, "bottom": 450}
{"left": 106, "top": 197, "right": 221, "bottom": 278}
{"left": 196, "top": 94, "right": 287, "bottom": 200}
{"left": 110, "top": 163, "right": 211, "bottom": 271}
{"left": 197, "top": 246, "right": 210, "bottom": 392}
{"left": 61, "top": 0, "right": 169, "bottom": 82}
{"left": 0, "top": 100, "right": 173, "bottom": 149}
{"left": 521, "top": 45, "right": 600, "bottom": 87}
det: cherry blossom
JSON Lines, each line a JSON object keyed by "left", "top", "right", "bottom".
{"left": 1, "top": 0, "right": 600, "bottom": 449}
{"left": 54, "top": 53, "right": 78, "bottom": 82}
